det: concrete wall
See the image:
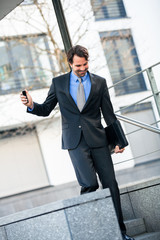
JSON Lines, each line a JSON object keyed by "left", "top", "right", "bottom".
{"left": 0, "top": 189, "right": 122, "bottom": 240}
{"left": 0, "top": 177, "right": 159, "bottom": 233}
{"left": 120, "top": 177, "right": 160, "bottom": 232}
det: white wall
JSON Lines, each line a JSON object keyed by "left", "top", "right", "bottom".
{"left": 36, "top": 114, "right": 77, "bottom": 185}
{"left": 0, "top": 129, "right": 49, "bottom": 197}
{"left": 124, "top": 0, "right": 160, "bottom": 69}
{"left": 123, "top": 0, "right": 160, "bottom": 92}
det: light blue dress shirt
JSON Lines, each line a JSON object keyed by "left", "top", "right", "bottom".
{"left": 70, "top": 71, "right": 91, "bottom": 105}
{"left": 28, "top": 71, "right": 91, "bottom": 111}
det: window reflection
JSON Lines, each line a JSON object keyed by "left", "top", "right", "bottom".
{"left": 0, "top": 34, "right": 55, "bottom": 94}
{"left": 91, "top": 0, "right": 127, "bottom": 21}
{"left": 100, "top": 30, "right": 147, "bottom": 95}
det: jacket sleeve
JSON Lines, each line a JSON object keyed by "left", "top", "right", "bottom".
{"left": 101, "top": 79, "right": 117, "bottom": 126}
{"left": 27, "top": 79, "right": 58, "bottom": 117}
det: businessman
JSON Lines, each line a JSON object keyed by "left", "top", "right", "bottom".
{"left": 20, "top": 45, "right": 134, "bottom": 240}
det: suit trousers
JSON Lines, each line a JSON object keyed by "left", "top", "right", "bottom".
{"left": 68, "top": 133, "right": 126, "bottom": 233}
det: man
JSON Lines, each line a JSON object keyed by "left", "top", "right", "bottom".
{"left": 20, "top": 45, "right": 134, "bottom": 240}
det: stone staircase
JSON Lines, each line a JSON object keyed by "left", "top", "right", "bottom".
{"left": 0, "top": 178, "right": 160, "bottom": 239}
{"left": 125, "top": 218, "right": 160, "bottom": 240}
{"left": 0, "top": 189, "right": 125, "bottom": 240}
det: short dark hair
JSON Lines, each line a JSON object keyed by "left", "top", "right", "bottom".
{"left": 67, "top": 45, "right": 89, "bottom": 64}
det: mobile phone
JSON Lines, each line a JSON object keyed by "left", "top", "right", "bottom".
{"left": 22, "top": 90, "right": 29, "bottom": 103}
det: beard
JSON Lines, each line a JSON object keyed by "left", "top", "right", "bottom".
{"left": 76, "top": 68, "right": 88, "bottom": 77}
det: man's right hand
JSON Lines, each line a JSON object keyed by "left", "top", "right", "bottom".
{"left": 20, "top": 89, "right": 34, "bottom": 109}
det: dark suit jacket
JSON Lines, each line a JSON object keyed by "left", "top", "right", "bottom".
{"left": 27, "top": 71, "right": 117, "bottom": 149}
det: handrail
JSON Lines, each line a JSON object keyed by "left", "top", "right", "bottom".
{"left": 108, "top": 61, "right": 160, "bottom": 89}
{"left": 114, "top": 148, "right": 160, "bottom": 165}
{"left": 116, "top": 114, "right": 160, "bottom": 134}
{"left": 108, "top": 62, "right": 160, "bottom": 168}
{"left": 126, "top": 120, "right": 160, "bottom": 136}
{"left": 106, "top": 61, "right": 160, "bottom": 136}
{"left": 115, "top": 93, "right": 159, "bottom": 114}
{"left": 108, "top": 61, "right": 160, "bottom": 118}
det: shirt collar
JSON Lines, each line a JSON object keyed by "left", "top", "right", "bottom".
{"left": 71, "top": 71, "right": 88, "bottom": 83}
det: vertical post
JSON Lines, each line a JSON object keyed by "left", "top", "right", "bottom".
{"left": 51, "top": 0, "right": 72, "bottom": 54}
{"left": 146, "top": 67, "right": 160, "bottom": 117}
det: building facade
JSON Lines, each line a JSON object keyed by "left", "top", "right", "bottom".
{"left": 0, "top": 0, "right": 160, "bottom": 198}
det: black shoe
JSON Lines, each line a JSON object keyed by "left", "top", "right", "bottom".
{"left": 122, "top": 233, "right": 135, "bottom": 240}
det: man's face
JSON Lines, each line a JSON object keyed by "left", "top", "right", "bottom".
{"left": 69, "top": 55, "right": 89, "bottom": 77}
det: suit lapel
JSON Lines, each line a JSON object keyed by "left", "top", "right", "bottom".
{"left": 64, "top": 71, "right": 97, "bottom": 112}
{"left": 64, "top": 72, "right": 79, "bottom": 110}
{"left": 82, "top": 72, "right": 96, "bottom": 111}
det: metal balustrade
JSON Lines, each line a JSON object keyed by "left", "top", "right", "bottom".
{"left": 109, "top": 62, "right": 160, "bottom": 167}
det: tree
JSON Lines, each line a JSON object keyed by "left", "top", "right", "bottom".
{"left": 0, "top": 0, "right": 145, "bottom": 136}
{"left": 0, "top": 0, "right": 97, "bottom": 138}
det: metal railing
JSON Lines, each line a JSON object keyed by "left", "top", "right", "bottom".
{"left": 109, "top": 62, "right": 160, "bottom": 117}
{"left": 116, "top": 114, "right": 160, "bottom": 134}
{"left": 109, "top": 62, "right": 160, "bottom": 167}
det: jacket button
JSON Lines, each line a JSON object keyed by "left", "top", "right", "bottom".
{"left": 79, "top": 125, "right": 81, "bottom": 128}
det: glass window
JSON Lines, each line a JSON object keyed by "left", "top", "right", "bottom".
{"left": 120, "top": 102, "right": 153, "bottom": 115}
{"left": 0, "top": 41, "right": 15, "bottom": 92}
{"left": 91, "top": 0, "right": 126, "bottom": 21}
{"left": 0, "top": 34, "right": 55, "bottom": 95}
{"left": 100, "top": 29, "right": 147, "bottom": 95}
{"left": 20, "top": 0, "right": 34, "bottom": 5}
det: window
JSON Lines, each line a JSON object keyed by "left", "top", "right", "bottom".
{"left": 91, "top": 0, "right": 126, "bottom": 21}
{"left": 120, "top": 102, "right": 154, "bottom": 115}
{"left": 20, "top": 0, "right": 34, "bottom": 5}
{"left": 100, "top": 29, "right": 146, "bottom": 95}
{"left": 0, "top": 126, "right": 35, "bottom": 139}
{"left": 0, "top": 34, "right": 55, "bottom": 95}
{"left": 0, "top": 126, "right": 49, "bottom": 197}
{"left": 121, "top": 102, "right": 160, "bottom": 165}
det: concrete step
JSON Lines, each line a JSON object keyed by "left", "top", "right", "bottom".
{"left": 134, "top": 232, "right": 160, "bottom": 240}
{"left": 0, "top": 189, "right": 124, "bottom": 240}
{"left": 125, "top": 218, "right": 146, "bottom": 237}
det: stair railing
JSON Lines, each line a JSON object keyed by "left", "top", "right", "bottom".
{"left": 107, "top": 62, "right": 160, "bottom": 166}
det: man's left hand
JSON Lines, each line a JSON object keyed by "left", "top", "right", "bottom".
{"left": 114, "top": 145, "right": 125, "bottom": 154}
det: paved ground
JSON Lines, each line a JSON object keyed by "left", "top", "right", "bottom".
{"left": 116, "top": 158, "right": 160, "bottom": 187}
